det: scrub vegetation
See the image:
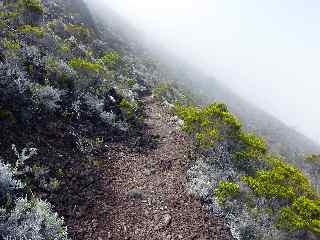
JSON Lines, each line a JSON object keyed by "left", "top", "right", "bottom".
{"left": 0, "top": 0, "right": 319, "bottom": 239}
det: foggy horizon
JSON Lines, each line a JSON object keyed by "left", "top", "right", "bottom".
{"left": 86, "top": 0, "right": 320, "bottom": 145}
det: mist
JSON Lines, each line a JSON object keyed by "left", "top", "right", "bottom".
{"left": 86, "top": 0, "right": 320, "bottom": 145}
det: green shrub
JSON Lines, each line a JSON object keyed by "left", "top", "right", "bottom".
{"left": 239, "top": 132, "right": 267, "bottom": 153}
{"left": 176, "top": 99, "right": 319, "bottom": 237}
{"left": 68, "top": 58, "right": 103, "bottom": 74}
{"left": 98, "top": 52, "right": 121, "bottom": 70}
{"left": 19, "top": 0, "right": 44, "bottom": 15}
{"left": 241, "top": 159, "right": 316, "bottom": 201}
{"left": 2, "top": 39, "right": 20, "bottom": 50}
{"left": 0, "top": 21, "right": 6, "bottom": 31}
{"left": 0, "top": 109, "right": 16, "bottom": 124}
{"left": 0, "top": 11, "right": 18, "bottom": 20}
{"left": 127, "top": 79, "right": 136, "bottom": 88}
{"left": 233, "top": 150, "right": 266, "bottom": 176}
{"left": 203, "top": 103, "right": 242, "bottom": 130}
{"left": 278, "top": 196, "right": 320, "bottom": 236}
{"left": 305, "top": 154, "right": 320, "bottom": 165}
{"left": 44, "top": 58, "right": 74, "bottom": 90}
{"left": 58, "top": 42, "right": 71, "bottom": 55}
{"left": 175, "top": 103, "right": 241, "bottom": 149}
{"left": 215, "top": 181, "right": 240, "bottom": 204}
{"left": 232, "top": 132, "right": 268, "bottom": 176}
{"left": 119, "top": 99, "right": 136, "bottom": 119}
{"left": 17, "top": 25, "right": 45, "bottom": 38}
{"left": 153, "top": 83, "right": 171, "bottom": 100}
{"left": 64, "top": 24, "right": 92, "bottom": 41}
{"left": 47, "top": 20, "right": 57, "bottom": 29}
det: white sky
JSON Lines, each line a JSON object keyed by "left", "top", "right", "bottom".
{"left": 88, "top": 0, "right": 320, "bottom": 144}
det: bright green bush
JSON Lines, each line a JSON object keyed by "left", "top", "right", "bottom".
{"left": 98, "top": 52, "right": 121, "bottom": 70}
{"left": 175, "top": 103, "right": 241, "bottom": 149}
{"left": 241, "top": 159, "right": 316, "bottom": 201}
{"left": 47, "top": 20, "right": 57, "bottom": 30}
{"left": 239, "top": 132, "right": 267, "bottom": 153}
{"left": 119, "top": 99, "right": 136, "bottom": 119}
{"left": 2, "top": 39, "right": 21, "bottom": 50}
{"left": 0, "top": 11, "right": 18, "bottom": 21}
{"left": 278, "top": 196, "right": 320, "bottom": 236}
{"left": 203, "top": 103, "right": 242, "bottom": 130}
{"left": 68, "top": 58, "right": 103, "bottom": 74}
{"left": 17, "top": 25, "right": 45, "bottom": 38}
{"left": 233, "top": 150, "right": 266, "bottom": 176}
{"left": 64, "top": 24, "right": 92, "bottom": 41}
{"left": 305, "top": 154, "right": 320, "bottom": 165}
{"left": 19, "top": 0, "right": 44, "bottom": 15}
{"left": 215, "top": 181, "right": 240, "bottom": 204}
{"left": 127, "top": 79, "right": 137, "bottom": 88}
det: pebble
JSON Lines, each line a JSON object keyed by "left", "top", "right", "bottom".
{"left": 154, "top": 213, "right": 172, "bottom": 230}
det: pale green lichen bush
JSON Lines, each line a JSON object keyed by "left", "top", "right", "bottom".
{"left": 0, "top": 160, "right": 24, "bottom": 205}
{"left": 0, "top": 197, "right": 69, "bottom": 240}
{"left": 0, "top": 146, "right": 68, "bottom": 239}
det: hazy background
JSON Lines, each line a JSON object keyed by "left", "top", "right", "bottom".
{"left": 87, "top": 0, "right": 320, "bottom": 144}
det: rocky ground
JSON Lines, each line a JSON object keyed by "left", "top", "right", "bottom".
{"left": 66, "top": 96, "right": 233, "bottom": 240}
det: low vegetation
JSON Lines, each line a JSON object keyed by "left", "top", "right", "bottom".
{"left": 64, "top": 24, "right": 92, "bottom": 41}
{"left": 98, "top": 52, "right": 121, "bottom": 70}
{"left": 68, "top": 58, "right": 104, "bottom": 74}
{"left": 17, "top": 25, "right": 45, "bottom": 38}
{"left": 175, "top": 99, "right": 320, "bottom": 238}
{"left": 19, "top": 0, "right": 44, "bottom": 15}
{"left": 278, "top": 196, "right": 320, "bottom": 234}
{"left": 175, "top": 103, "right": 241, "bottom": 149}
{"left": 1, "top": 0, "right": 319, "bottom": 239}
{"left": 215, "top": 181, "right": 241, "bottom": 204}
{"left": 0, "top": 0, "right": 150, "bottom": 237}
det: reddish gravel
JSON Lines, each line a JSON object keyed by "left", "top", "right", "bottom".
{"left": 68, "top": 96, "right": 233, "bottom": 240}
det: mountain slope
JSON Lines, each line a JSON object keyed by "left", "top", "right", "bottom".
{"left": 88, "top": 2, "right": 320, "bottom": 161}
{"left": 0, "top": 1, "right": 319, "bottom": 240}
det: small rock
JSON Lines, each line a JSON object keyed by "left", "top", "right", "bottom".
{"left": 127, "top": 189, "right": 144, "bottom": 200}
{"left": 155, "top": 213, "right": 172, "bottom": 230}
{"left": 163, "top": 214, "right": 172, "bottom": 226}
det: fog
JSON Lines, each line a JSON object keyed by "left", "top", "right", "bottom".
{"left": 86, "top": 0, "right": 320, "bottom": 145}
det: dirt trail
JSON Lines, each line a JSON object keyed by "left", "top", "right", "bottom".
{"left": 70, "top": 96, "right": 232, "bottom": 240}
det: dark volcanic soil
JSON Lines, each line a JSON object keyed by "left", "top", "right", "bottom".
{"left": 67, "top": 96, "right": 233, "bottom": 240}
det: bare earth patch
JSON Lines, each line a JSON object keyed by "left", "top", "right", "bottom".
{"left": 68, "top": 96, "right": 233, "bottom": 240}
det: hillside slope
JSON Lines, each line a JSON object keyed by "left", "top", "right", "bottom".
{"left": 0, "top": 1, "right": 319, "bottom": 240}
{"left": 88, "top": 4, "right": 320, "bottom": 160}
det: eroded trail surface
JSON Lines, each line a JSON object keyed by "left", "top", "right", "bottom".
{"left": 70, "top": 96, "right": 232, "bottom": 240}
